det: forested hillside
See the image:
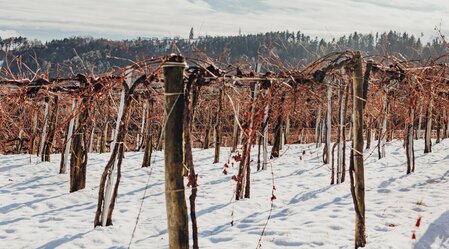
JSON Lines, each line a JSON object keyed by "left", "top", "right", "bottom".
{"left": 1, "top": 30, "right": 447, "bottom": 77}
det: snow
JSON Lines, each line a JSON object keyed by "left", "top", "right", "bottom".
{"left": 1, "top": 139, "right": 449, "bottom": 248}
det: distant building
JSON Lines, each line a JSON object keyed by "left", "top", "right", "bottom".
{"left": 139, "top": 37, "right": 158, "bottom": 41}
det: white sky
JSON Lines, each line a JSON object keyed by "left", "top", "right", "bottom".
{"left": 0, "top": 0, "right": 448, "bottom": 41}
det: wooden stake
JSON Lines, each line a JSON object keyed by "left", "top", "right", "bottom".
{"left": 351, "top": 51, "right": 366, "bottom": 248}
{"left": 163, "top": 55, "right": 189, "bottom": 249}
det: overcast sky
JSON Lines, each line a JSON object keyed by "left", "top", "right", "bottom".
{"left": 0, "top": 0, "right": 448, "bottom": 41}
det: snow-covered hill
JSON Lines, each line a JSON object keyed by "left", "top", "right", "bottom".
{"left": 1, "top": 140, "right": 449, "bottom": 248}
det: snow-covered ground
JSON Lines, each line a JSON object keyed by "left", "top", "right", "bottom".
{"left": 1, "top": 139, "right": 449, "bottom": 249}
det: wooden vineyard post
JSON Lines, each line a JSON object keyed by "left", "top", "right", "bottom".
{"left": 271, "top": 92, "right": 285, "bottom": 158}
{"left": 351, "top": 51, "right": 366, "bottom": 248}
{"left": 284, "top": 113, "right": 290, "bottom": 145}
{"left": 324, "top": 82, "right": 332, "bottom": 165}
{"left": 42, "top": 96, "right": 59, "bottom": 162}
{"left": 424, "top": 93, "right": 434, "bottom": 153}
{"left": 60, "top": 99, "right": 76, "bottom": 174}
{"left": 406, "top": 107, "right": 415, "bottom": 173}
{"left": 163, "top": 55, "right": 189, "bottom": 249}
{"left": 88, "top": 127, "right": 95, "bottom": 153}
{"left": 135, "top": 99, "right": 147, "bottom": 151}
{"left": 38, "top": 96, "right": 50, "bottom": 158}
{"left": 70, "top": 94, "right": 89, "bottom": 193}
{"left": 315, "top": 106, "right": 322, "bottom": 148}
{"left": 213, "top": 87, "right": 223, "bottom": 163}
{"left": 337, "top": 82, "right": 346, "bottom": 183}
{"left": 406, "top": 79, "right": 416, "bottom": 174}
{"left": 378, "top": 89, "right": 388, "bottom": 159}
{"left": 262, "top": 87, "right": 271, "bottom": 170}
{"left": 70, "top": 75, "right": 93, "bottom": 193}
{"left": 231, "top": 103, "right": 240, "bottom": 152}
{"left": 29, "top": 108, "right": 39, "bottom": 155}
{"left": 99, "top": 104, "right": 110, "bottom": 154}
{"left": 142, "top": 99, "right": 154, "bottom": 168}
{"left": 203, "top": 107, "right": 212, "bottom": 149}
{"left": 417, "top": 103, "right": 423, "bottom": 140}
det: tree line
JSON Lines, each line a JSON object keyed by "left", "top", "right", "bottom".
{"left": 1, "top": 30, "right": 447, "bottom": 77}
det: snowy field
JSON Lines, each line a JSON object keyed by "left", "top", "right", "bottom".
{"left": 1, "top": 139, "right": 449, "bottom": 249}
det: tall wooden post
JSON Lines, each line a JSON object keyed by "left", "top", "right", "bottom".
{"left": 29, "top": 108, "right": 39, "bottom": 155}
{"left": 424, "top": 95, "right": 433, "bottom": 153}
{"left": 378, "top": 90, "right": 388, "bottom": 159}
{"left": 271, "top": 92, "right": 285, "bottom": 158}
{"left": 163, "top": 55, "right": 189, "bottom": 249}
{"left": 60, "top": 99, "right": 76, "bottom": 174}
{"left": 325, "top": 83, "right": 332, "bottom": 164}
{"left": 142, "top": 99, "right": 154, "bottom": 168}
{"left": 441, "top": 109, "right": 447, "bottom": 139}
{"left": 315, "top": 106, "right": 322, "bottom": 148}
{"left": 337, "top": 83, "right": 346, "bottom": 183}
{"left": 341, "top": 83, "right": 350, "bottom": 183}
{"left": 351, "top": 52, "right": 366, "bottom": 248}
{"left": 99, "top": 104, "right": 110, "bottom": 154}
{"left": 42, "top": 96, "right": 59, "bottom": 162}
{"left": 262, "top": 88, "right": 271, "bottom": 170}
{"left": 203, "top": 107, "right": 211, "bottom": 149}
{"left": 284, "top": 113, "right": 290, "bottom": 145}
{"left": 88, "top": 127, "right": 95, "bottom": 153}
{"left": 38, "top": 96, "right": 50, "bottom": 157}
{"left": 416, "top": 104, "right": 423, "bottom": 140}
{"left": 232, "top": 103, "right": 240, "bottom": 152}
{"left": 213, "top": 87, "right": 223, "bottom": 163}
{"left": 136, "top": 100, "right": 147, "bottom": 151}
{"left": 406, "top": 108, "right": 415, "bottom": 174}
{"left": 70, "top": 96, "right": 89, "bottom": 193}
